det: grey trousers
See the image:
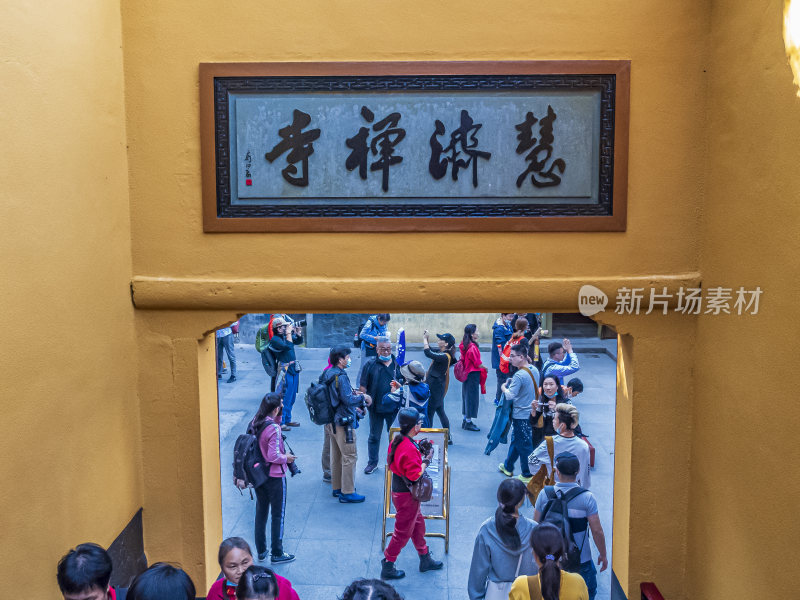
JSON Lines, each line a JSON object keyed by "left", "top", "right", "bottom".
{"left": 216, "top": 334, "right": 236, "bottom": 376}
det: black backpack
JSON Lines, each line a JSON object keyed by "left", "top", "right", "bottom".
{"left": 353, "top": 320, "right": 368, "bottom": 345}
{"left": 540, "top": 486, "right": 590, "bottom": 572}
{"left": 262, "top": 348, "right": 278, "bottom": 377}
{"left": 305, "top": 375, "right": 338, "bottom": 425}
{"left": 232, "top": 423, "right": 270, "bottom": 491}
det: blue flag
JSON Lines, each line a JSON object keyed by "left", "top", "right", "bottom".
{"left": 396, "top": 328, "right": 406, "bottom": 365}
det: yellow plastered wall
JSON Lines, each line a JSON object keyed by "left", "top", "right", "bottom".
{"left": 122, "top": 0, "right": 708, "bottom": 279}
{"left": 121, "top": 0, "right": 711, "bottom": 595}
{"left": 0, "top": 1, "right": 140, "bottom": 598}
{"left": 689, "top": 1, "right": 800, "bottom": 597}
{"left": 6, "top": 0, "right": 798, "bottom": 597}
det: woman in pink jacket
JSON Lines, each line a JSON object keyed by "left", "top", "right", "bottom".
{"left": 206, "top": 537, "right": 299, "bottom": 600}
{"left": 460, "top": 323, "right": 488, "bottom": 431}
{"left": 248, "top": 393, "right": 297, "bottom": 564}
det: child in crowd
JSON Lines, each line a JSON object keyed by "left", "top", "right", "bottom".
{"left": 235, "top": 565, "right": 291, "bottom": 600}
{"left": 341, "top": 579, "right": 404, "bottom": 600}
{"left": 127, "top": 563, "right": 195, "bottom": 600}
{"left": 57, "top": 543, "right": 126, "bottom": 600}
{"left": 565, "top": 378, "right": 584, "bottom": 400}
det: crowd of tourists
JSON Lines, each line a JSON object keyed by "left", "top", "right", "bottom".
{"left": 56, "top": 540, "right": 400, "bottom": 600}
{"left": 57, "top": 312, "right": 608, "bottom": 600}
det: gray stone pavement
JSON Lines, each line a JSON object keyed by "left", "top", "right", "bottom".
{"left": 217, "top": 342, "right": 616, "bottom": 600}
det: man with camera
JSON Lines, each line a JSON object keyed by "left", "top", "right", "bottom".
{"left": 268, "top": 317, "right": 304, "bottom": 429}
{"left": 322, "top": 345, "right": 372, "bottom": 503}
{"left": 359, "top": 336, "right": 404, "bottom": 475}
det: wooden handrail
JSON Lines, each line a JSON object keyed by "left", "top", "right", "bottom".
{"left": 641, "top": 582, "right": 665, "bottom": 600}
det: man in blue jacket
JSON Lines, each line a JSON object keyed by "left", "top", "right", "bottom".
{"left": 491, "top": 313, "right": 515, "bottom": 404}
{"left": 323, "top": 345, "right": 373, "bottom": 503}
{"left": 357, "top": 314, "right": 390, "bottom": 381}
{"left": 359, "top": 314, "right": 390, "bottom": 358}
{"left": 541, "top": 338, "right": 581, "bottom": 384}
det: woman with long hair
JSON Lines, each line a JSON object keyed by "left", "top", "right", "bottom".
{"left": 467, "top": 479, "right": 537, "bottom": 599}
{"left": 460, "top": 323, "right": 488, "bottom": 431}
{"left": 380, "top": 407, "right": 444, "bottom": 580}
{"left": 248, "top": 393, "right": 297, "bottom": 564}
{"left": 422, "top": 330, "right": 456, "bottom": 443}
{"left": 207, "top": 538, "right": 299, "bottom": 600}
{"left": 531, "top": 374, "right": 566, "bottom": 450}
{"left": 508, "top": 524, "right": 588, "bottom": 600}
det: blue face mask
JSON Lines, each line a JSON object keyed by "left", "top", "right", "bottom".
{"left": 378, "top": 354, "right": 391, "bottom": 362}
{"left": 346, "top": 357, "right": 352, "bottom": 368}
{"left": 226, "top": 580, "right": 237, "bottom": 587}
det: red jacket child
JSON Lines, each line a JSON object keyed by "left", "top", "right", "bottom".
{"left": 207, "top": 573, "right": 299, "bottom": 600}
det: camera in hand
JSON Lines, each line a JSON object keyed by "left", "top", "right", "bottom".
{"left": 281, "top": 434, "right": 301, "bottom": 477}
{"left": 295, "top": 319, "right": 307, "bottom": 327}
{"left": 417, "top": 438, "right": 434, "bottom": 458}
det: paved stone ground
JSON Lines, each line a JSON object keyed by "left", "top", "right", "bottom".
{"left": 217, "top": 342, "right": 616, "bottom": 600}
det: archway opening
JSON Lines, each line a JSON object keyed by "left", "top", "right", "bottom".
{"left": 211, "top": 312, "right": 619, "bottom": 599}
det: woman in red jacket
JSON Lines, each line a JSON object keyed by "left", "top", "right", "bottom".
{"left": 381, "top": 407, "right": 444, "bottom": 580}
{"left": 460, "top": 323, "right": 488, "bottom": 431}
{"left": 206, "top": 538, "right": 299, "bottom": 600}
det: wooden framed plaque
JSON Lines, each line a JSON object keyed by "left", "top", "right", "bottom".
{"left": 200, "top": 61, "right": 629, "bottom": 232}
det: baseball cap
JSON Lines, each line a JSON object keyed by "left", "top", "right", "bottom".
{"left": 397, "top": 407, "right": 421, "bottom": 429}
{"left": 436, "top": 333, "right": 456, "bottom": 346}
{"left": 554, "top": 452, "right": 580, "bottom": 476}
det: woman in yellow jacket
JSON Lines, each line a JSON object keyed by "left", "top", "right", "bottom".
{"left": 509, "top": 523, "right": 588, "bottom": 600}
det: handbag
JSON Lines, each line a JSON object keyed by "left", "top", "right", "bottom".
{"left": 484, "top": 553, "right": 523, "bottom": 600}
{"left": 400, "top": 436, "right": 434, "bottom": 502}
{"left": 453, "top": 357, "right": 468, "bottom": 382}
{"left": 405, "top": 470, "right": 434, "bottom": 502}
{"left": 526, "top": 435, "right": 556, "bottom": 501}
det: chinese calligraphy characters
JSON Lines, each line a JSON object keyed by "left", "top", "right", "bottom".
{"left": 260, "top": 105, "right": 569, "bottom": 192}
{"left": 515, "top": 105, "right": 567, "bottom": 188}
{"left": 265, "top": 109, "right": 321, "bottom": 187}
{"left": 429, "top": 110, "right": 492, "bottom": 187}
{"left": 345, "top": 106, "right": 406, "bottom": 192}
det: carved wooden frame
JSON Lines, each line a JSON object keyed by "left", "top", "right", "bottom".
{"left": 200, "top": 61, "right": 630, "bottom": 232}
